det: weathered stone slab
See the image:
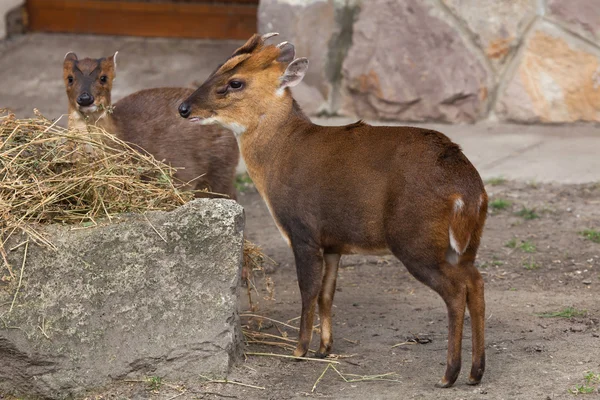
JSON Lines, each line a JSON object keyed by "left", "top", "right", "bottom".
{"left": 548, "top": 0, "right": 600, "bottom": 44}
{"left": 496, "top": 21, "right": 600, "bottom": 123}
{"left": 442, "top": 0, "right": 538, "bottom": 69}
{"left": 258, "top": 0, "right": 359, "bottom": 114}
{"left": 340, "top": 0, "right": 491, "bottom": 123}
{"left": 0, "top": 199, "right": 244, "bottom": 399}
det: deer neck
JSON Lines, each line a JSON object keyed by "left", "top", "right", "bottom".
{"left": 239, "top": 98, "right": 311, "bottom": 195}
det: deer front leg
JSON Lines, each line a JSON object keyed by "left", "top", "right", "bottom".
{"left": 292, "top": 244, "right": 324, "bottom": 358}
{"left": 316, "top": 253, "right": 341, "bottom": 358}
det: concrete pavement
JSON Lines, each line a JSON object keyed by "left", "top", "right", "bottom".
{"left": 1, "top": 33, "right": 599, "bottom": 184}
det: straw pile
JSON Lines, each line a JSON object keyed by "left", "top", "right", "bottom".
{"left": 0, "top": 109, "right": 195, "bottom": 255}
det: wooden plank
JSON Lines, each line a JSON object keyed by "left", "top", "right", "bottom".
{"left": 26, "top": 0, "right": 257, "bottom": 40}
{"left": 135, "top": 0, "right": 259, "bottom": 3}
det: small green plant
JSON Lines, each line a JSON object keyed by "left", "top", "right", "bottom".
{"left": 580, "top": 229, "right": 600, "bottom": 244}
{"left": 485, "top": 177, "right": 506, "bottom": 186}
{"left": 516, "top": 207, "right": 539, "bottom": 220}
{"left": 584, "top": 372, "right": 600, "bottom": 385}
{"left": 519, "top": 240, "right": 536, "bottom": 253}
{"left": 523, "top": 259, "right": 540, "bottom": 270}
{"left": 569, "top": 384, "right": 596, "bottom": 394}
{"left": 537, "top": 307, "right": 587, "bottom": 318}
{"left": 147, "top": 376, "right": 162, "bottom": 391}
{"left": 490, "top": 198, "right": 512, "bottom": 210}
{"left": 568, "top": 371, "right": 600, "bottom": 395}
{"left": 505, "top": 238, "right": 517, "bottom": 249}
{"left": 234, "top": 173, "right": 254, "bottom": 192}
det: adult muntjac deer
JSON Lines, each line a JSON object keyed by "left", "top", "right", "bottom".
{"left": 178, "top": 33, "right": 488, "bottom": 388}
{"left": 62, "top": 52, "right": 239, "bottom": 199}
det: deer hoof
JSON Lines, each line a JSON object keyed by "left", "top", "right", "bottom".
{"left": 467, "top": 376, "right": 482, "bottom": 386}
{"left": 435, "top": 379, "right": 454, "bottom": 388}
{"left": 292, "top": 347, "right": 307, "bottom": 358}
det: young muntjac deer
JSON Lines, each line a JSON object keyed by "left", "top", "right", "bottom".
{"left": 62, "top": 52, "right": 239, "bottom": 199}
{"left": 178, "top": 33, "right": 488, "bottom": 388}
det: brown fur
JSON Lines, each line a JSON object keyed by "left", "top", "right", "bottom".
{"left": 63, "top": 54, "right": 239, "bottom": 199}
{"left": 180, "top": 34, "right": 488, "bottom": 387}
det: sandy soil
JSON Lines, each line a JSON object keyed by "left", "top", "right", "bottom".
{"left": 80, "top": 180, "right": 600, "bottom": 400}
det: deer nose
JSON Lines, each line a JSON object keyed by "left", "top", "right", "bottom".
{"left": 77, "top": 92, "right": 94, "bottom": 107}
{"left": 178, "top": 102, "right": 191, "bottom": 118}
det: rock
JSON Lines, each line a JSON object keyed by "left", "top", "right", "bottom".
{"left": 0, "top": 0, "right": 23, "bottom": 39}
{"left": 547, "top": 0, "right": 600, "bottom": 44}
{"left": 340, "top": 0, "right": 491, "bottom": 123}
{"left": 496, "top": 21, "right": 600, "bottom": 123}
{"left": 0, "top": 199, "right": 244, "bottom": 399}
{"left": 258, "top": 0, "right": 360, "bottom": 114}
{"left": 442, "top": 0, "right": 538, "bottom": 69}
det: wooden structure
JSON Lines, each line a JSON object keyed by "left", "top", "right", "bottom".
{"left": 26, "top": 0, "right": 258, "bottom": 39}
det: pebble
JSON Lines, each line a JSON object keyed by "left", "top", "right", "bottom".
{"left": 583, "top": 280, "right": 592, "bottom": 285}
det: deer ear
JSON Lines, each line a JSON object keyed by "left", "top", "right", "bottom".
{"left": 108, "top": 51, "right": 118, "bottom": 72}
{"left": 64, "top": 51, "right": 78, "bottom": 63}
{"left": 280, "top": 57, "right": 308, "bottom": 89}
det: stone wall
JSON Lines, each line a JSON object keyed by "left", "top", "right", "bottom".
{"left": 0, "top": 199, "right": 244, "bottom": 399}
{"left": 259, "top": 0, "right": 600, "bottom": 124}
{"left": 0, "top": 0, "right": 23, "bottom": 39}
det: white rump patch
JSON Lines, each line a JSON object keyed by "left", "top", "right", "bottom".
{"left": 454, "top": 197, "right": 464, "bottom": 212}
{"left": 449, "top": 197, "right": 467, "bottom": 257}
{"left": 449, "top": 227, "right": 464, "bottom": 255}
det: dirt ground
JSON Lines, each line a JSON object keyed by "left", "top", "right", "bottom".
{"left": 79, "top": 180, "right": 599, "bottom": 400}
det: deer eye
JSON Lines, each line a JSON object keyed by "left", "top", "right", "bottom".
{"left": 67, "top": 76, "right": 74, "bottom": 84}
{"left": 229, "top": 80, "right": 244, "bottom": 90}
{"left": 100, "top": 75, "right": 108, "bottom": 84}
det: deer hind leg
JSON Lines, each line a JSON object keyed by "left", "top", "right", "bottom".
{"left": 292, "top": 244, "right": 324, "bottom": 358}
{"left": 434, "top": 263, "right": 468, "bottom": 388}
{"left": 315, "top": 253, "right": 341, "bottom": 358}
{"left": 396, "top": 253, "right": 468, "bottom": 388}
{"left": 464, "top": 259, "right": 485, "bottom": 385}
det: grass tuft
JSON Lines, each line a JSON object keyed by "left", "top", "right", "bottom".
{"left": 147, "top": 376, "right": 162, "bottom": 391}
{"left": 520, "top": 241, "right": 536, "bottom": 253}
{"left": 537, "top": 307, "right": 587, "bottom": 319}
{"left": 505, "top": 238, "right": 536, "bottom": 253}
{"left": 580, "top": 229, "right": 600, "bottom": 244}
{"left": 490, "top": 198, "right": 511, "bottom": 210}
{"left": 568, "top": 371, "right": 600, "bottom": 395}
{"left": 516, "top": 207, "right": 540, "bottom": 220}
{"left": 485, "top": 177, "right": 506, "bottom": 186}
{"left": 523, "top": 259, "right": 540, "bottom": 270}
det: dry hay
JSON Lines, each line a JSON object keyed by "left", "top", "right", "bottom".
{"left": 0, "top": 110, "right": 264, "bottom": 285}
{"left": 243, "top": 239, "right": 276, "bottom": 312}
